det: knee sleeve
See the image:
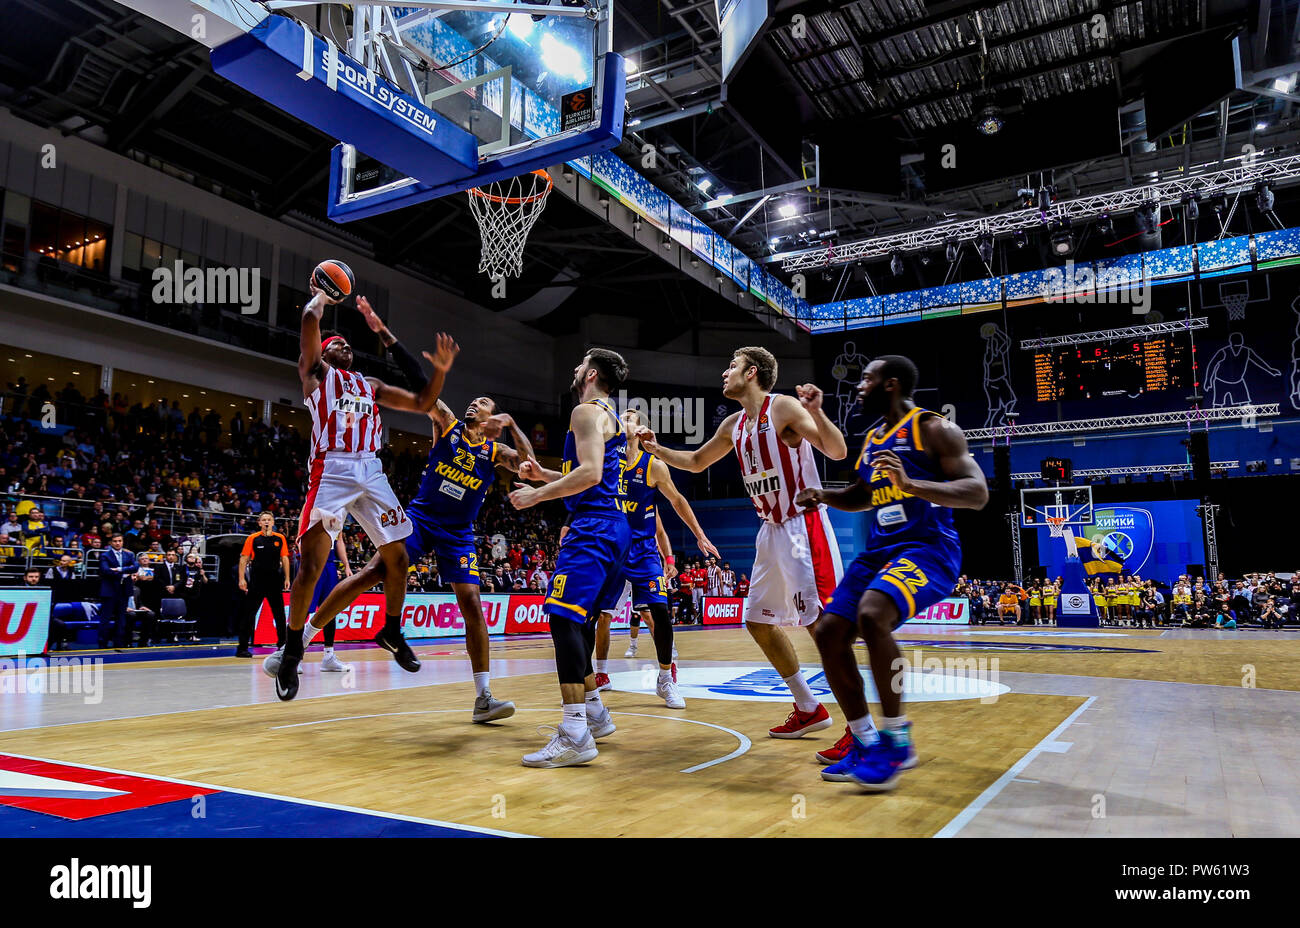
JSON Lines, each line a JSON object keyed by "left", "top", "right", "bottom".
{"left": 649, "top": 603, "right": 673, "bottom": 666}
{"left": 551, "top": 617, "right": 588, "bottom": 684}
{"left": 322, "top": 616, "right": 335, "bottom": 647}
{"left": 582, "top": 617, "right": 597, "bottom": 678}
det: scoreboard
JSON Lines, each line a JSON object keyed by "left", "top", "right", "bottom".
{"left": 1034, "top": 337, "right": 1192, "bottom": 402}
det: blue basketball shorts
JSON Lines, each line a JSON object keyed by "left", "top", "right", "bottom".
{"left": 824, "top": 540, "right": 961, "bottom": 628}
{"left": 598, "top": 538, "right": 667, "bottom": 611}
{"left": 405, "top": 509, "right": 479, "bottom": 585}
{"left": 545, "top": 513, "right": 631, "bottom": 624}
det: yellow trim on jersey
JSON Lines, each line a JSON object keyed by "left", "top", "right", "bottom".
{"left": 490, "top": 442, "right": 498, "bottom": 463}
{"left": 626, "top": 448, "right": 645, "bottom": 471}
{"left": 587, "top": 397, "right": 624, "bottom": 436}
{"left": 869, "top": 406, "right": 922, "bottom": 445}
{"left": 545, "top": 597, "right": 588, "bottom": 617}
{"left": 880, "top": 573, "right": 917, "bottom": 619}
{"left": 440, "top": 417, "right": 458, "bottom": 438}
{"left": 912, "top": 409, "right": 932, "bottom": 452}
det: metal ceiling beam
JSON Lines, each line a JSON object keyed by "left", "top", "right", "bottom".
{"left": 779, "top": 152, "right": 1300, "bottom": 270}
{"left": 964, "top": 404, "right": 1280, "bottom": 440}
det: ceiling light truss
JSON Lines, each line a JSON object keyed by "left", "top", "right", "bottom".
{"left": 780, "top": 154, "right": 1300, "bottom": 272}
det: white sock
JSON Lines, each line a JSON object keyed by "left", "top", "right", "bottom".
{"left": 595, "top": 659, "right": 608, "bottom": 673}
{"left": 880, "top": 714, "right": 910, "bottom": 746}
{"left": 783, "top": 672, "right": 819, "bottom": 713}
{"left": 323, "top": 646, "right": 334, "bottom": 658}
{"left": 657, "top": 669, "right": 672, "bottom": 683}
{"left": 585, "top": 689, "right": 604, "bottom": 712}
{"left": 302, "top": 622, "right": 320, "bottom": 646}
{"left": 848, "top": 714, "right": 879, "bottom": 746}
{"left": 560, "top": 703, "right": 587, "bottom": 741}
{"left": 473, "top": 672, "right": 490, "bottom": 697}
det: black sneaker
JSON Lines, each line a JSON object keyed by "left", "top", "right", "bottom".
{"left": 275, "top": 650, "right": 302, "bottom": 701}
{"left": 234, "top": 649, "right": 253, "bottom": 658}
{"left": 374, "top": 627, "right": 421, "bottom": 673}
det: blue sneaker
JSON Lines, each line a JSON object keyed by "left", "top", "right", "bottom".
{"left": 847, "top": 726, "right": 917, "bottom": 792}
{"left": 821, "top": 738, "right": 872, "bottom": 782}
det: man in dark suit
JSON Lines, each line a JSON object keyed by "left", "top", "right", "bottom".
{"left": 98, "top": 533, "right": 138, "bottom": 648}
{"left": 149, "top": 550, "right": 184, "bottom": 611}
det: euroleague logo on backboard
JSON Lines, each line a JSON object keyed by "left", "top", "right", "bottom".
{"left": 560, "top": 86, "right": 595, "bottom": 131}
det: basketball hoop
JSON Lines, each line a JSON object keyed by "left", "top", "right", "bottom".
{"left": 1046, "top": 516, "right": 1068, "bottom": 537}
{"left": 1223, "top": 293, "right": 1247, "bottom": 320}
{"left": 466, "top": 169, "right": 553, "bottom": 280}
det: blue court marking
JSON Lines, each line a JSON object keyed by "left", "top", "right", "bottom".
{"left": 0, "top": 793, "right": 495, "bottom": 837}
{"left": 0, "top": 752, "right": 532, "bottom": 838}
{"left": 887, "top": 639, "right": 1160, "bottom": 653}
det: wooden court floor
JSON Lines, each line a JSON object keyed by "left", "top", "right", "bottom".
{"left": 2, "top": 625, "right": 1298, "bottom": 837}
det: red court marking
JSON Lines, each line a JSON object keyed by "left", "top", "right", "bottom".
{"left": 0, "top": 755, "right": 217, "bottom": 821}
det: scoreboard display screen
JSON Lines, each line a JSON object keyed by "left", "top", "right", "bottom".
{"left": 1034, "top": 337, "right": 1192, "bottom": 402}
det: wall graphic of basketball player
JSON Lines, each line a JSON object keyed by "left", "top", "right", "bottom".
{"left": 980, "top": 322, "right": 1018, "bottom": 427}
{"left": 1290, "top": 296, "right": 1300, "bottom": 410}
{"left": 829, "top": 341, "right": 870, "bottom": 432}
{"left": 1204, "top": 332, "right": 1280, "bottom": 407}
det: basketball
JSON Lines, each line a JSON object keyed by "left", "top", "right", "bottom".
{"left": 312, "top": 259, "right": 354, "bottom": 301}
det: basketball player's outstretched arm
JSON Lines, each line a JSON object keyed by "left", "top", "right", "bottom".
{"left": 655, "top": 518, "right": 677, "bottom": 580}
{"left": 367, "top": 333, "right": 459, "bottom": 413}
{"left": 637, "top": 411, "right": 740, "bottom": 473}
{"left": 774, "top": 386, "right": 847, "bottom": 460}
{"left": 649, "top": 457, "right": 720, "bottom": 558}
{"left": 297, "top": 286, "right": 333, "bottom": 394}
{"left": 872, "top": 416, "right": 989, "bottom": 510}
{"left": 484, "top": 414, "right": 535, "bottom": 474}
{"left": 795, "top": 476, "right": 872, "bottom": 513}
{"left": 509, "top": 404, "right": 606, "bottom": 509}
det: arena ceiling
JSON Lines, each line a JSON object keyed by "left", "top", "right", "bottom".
{"left": 2, "top": 0, "right": 1299, "bottom": 325}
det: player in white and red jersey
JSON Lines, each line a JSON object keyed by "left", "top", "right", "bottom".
{"left": 639, "top": 346, "right": 848, "bottom": 739}
{"left": 273, "top": 281, "right": 458, "bottom": 701}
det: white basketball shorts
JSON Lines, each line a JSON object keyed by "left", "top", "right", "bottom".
{"left": 298, "top": 452, "right": 413, "bottom": 548}
{"left": 747, "top": 507, "right": 844, "bottom": 627}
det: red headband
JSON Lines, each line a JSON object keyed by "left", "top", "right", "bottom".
{"left": 321, "top": 336, "right": 344, "bottom": 352}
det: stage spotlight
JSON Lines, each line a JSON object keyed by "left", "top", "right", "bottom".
{"left": 976, "top": 233, "right": 994, "bottom": 265}
{"left": 821, "top": 269, "right": 833, "bottom": 282}
{"left": 1013, "top": 229, "right": 1028, "bottom": 249}
{"left": 945, "top": 238, "right": 959, "bottom": 263}
{"left": 1136, "top": 203, "right": 1159, "bottom": 234}
{"left": 890, "top": 252, "right": 904, "bottom": 276}
{"left": 1050, "top": 221, "right": 1073, "bottom": 256}
{"left": 1183, "top": 193, "right": 1200, "bottom": 221}
{"left": 974, "top": 102, "right": 1004, "bottom": 136}
{"left": 1036, "top": 187, "right": 1052, "bottom": 212}
{"left": 1256, "top": 183, "right": 1274, "bottom": 212}
{"left": 920, "top": 251, "right": 932, "bottom": 265}
{"left": 1097, "top": 213, "right": 1112, "bottom": 235}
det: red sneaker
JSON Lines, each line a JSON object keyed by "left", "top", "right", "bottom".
{"left": 768, "top": 703, "right": 833, "bottom": 739}
{"left": 594, "top": 672, "right": 612, "bottom": 691}
{"left": 816, "top": 726, "right": 854, "bottom": 765}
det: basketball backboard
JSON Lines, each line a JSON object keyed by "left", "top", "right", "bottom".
{"left": 209, "top": 2, "right": 624, "bottom": 221}
{"left": 1021, "top": 485, "right": 1094, "bottom": 529}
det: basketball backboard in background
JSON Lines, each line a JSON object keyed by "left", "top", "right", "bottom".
{"left": 1021, "top": 485, "right": 1094, "bottom": 529}
{"left": 204, "top": 2, "right": 623, "bottom": 221}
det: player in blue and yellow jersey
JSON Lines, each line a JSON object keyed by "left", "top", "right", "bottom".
{"left": 795, "top": 356, "right": 988, "bottom": 792}
{"left": 591, "top": 408, "right": 720, "bottom": 708}
{"left": 282, "top": 388, "right": 535, "bottom": 724}
{"left": 510, "top": 348, "right": 631, "bottom": 768}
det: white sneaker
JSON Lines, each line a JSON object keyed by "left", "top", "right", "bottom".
{"left": 472, "top": 691, "right": 516, "bottom": 723}
{"left": 586, "top": 705, "right": 616, "bottom": 739}
{"left": 657, "top": 676, "right": 685, "bottom": 709}
{"left": 521, "top": 726, "right": 598, "bottom": 768}
{"left": 624, "top": 640, "right": 638, "bottom": 658}
{"left": 261, "top": 648, "right": 303, "bottom": 677}
{"left": 320, "top": 651, "right": 350, "bottom": 672}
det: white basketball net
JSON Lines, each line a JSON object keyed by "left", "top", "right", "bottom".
{"left": 1223, "top": 293, "right": 1247, "bottom": 320}
{"left": 1046, "top": 516, "right": 1067, "bottom": 537}
{"left": 466, "top": 169, "right": 553, "bottom": 280}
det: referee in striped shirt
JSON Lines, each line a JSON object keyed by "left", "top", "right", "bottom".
{"left": 237, "top": 512, "right": 290, "bottom": 657}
